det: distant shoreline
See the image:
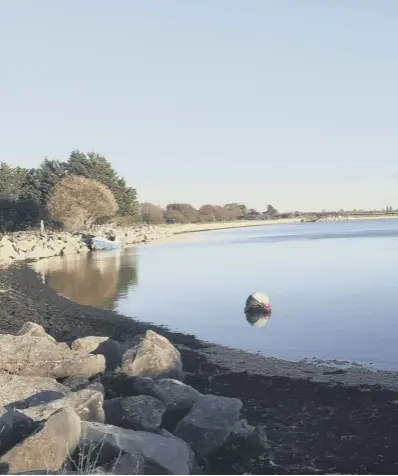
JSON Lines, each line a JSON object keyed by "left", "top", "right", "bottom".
{"left": 142, "top": 214, "right": 398, "bottom": 245}
{"left": 166, "top": 214, "right": 398, "bottom": 235}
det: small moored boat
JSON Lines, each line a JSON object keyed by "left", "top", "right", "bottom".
{"left": 89, "top": 236, "right": 121, "bottom": 251}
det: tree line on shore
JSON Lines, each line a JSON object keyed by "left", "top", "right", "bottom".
{"left": 0, "top": 150, "right": 280, "bottom": 232}
{"left": 2, "top": 151, "right": 394, "bottom": 233}
{"left": 141, "top": 202, "right": 280, "bottom": 225}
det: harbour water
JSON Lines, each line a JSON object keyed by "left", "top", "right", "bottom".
{"left": 35, "top": 219, "right": 398, "bottom": 370}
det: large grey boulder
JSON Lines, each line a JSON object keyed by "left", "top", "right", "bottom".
{"left": 16, "top": 322, "right": 56, "bottom": 342}
{"left": 80, "top": 422, "right": 194, "bottom": 474}
{"left": 71, "top": 336, "right": 109, "bottom": 353}
{"left": 0, "top": 408, "right": 39, "bottom": 456}
{"left": 0, "top": 374, "right": 69, "bottom": 408}
{"left": 122, "top": 330, "right": 183, "bottom": 380}
{"left": 98, "top": 373, "right": 141, "bottom": 399}
{"left": 0, "top": 408, "right": 81, "bottom": 474}
{"left": 134, "top": 377, "right": 201, "bottom": 412}
{"left": 21, "top": 389, "right": 105, "bottom": 424}
{"left": 104, "top": 395, "right": 165, "bottom": 431}
{"left": 174, "top": 394, "right": 243, "bottom": 456}
{"left": 0, "top": 324, "right": 105, "bottom": 378}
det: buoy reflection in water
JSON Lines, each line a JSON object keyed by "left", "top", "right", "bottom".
{"left": 245, "top": 309, "right": 272, "bottom": 328}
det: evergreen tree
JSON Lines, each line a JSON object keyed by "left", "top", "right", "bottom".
{"left": 66, "top": 151, "right": 139, "bottom": 218}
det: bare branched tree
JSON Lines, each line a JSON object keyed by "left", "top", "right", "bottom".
{"left": 47, "top": 175, "right": 118, "bottom": 231}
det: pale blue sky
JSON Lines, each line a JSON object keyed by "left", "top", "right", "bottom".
{"left": 1, "top": 0, "right": 397, "bottom": 212}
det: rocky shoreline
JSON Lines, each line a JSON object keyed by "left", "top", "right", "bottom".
{"left": 0, "top": 225, "right": 172, "bottom": 265}
{"left": 0, "top": 323, "right": 270, "bottom": 474}
{"left": 1, "top": 265, "right": 398, "bottom": 474}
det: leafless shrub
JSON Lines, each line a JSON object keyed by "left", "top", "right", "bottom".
{"left": 47, "top": 176, "right": 118, "bottom": 231}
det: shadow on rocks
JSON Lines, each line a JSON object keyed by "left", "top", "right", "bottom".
{"left": 92, "top": 339, "right": 128, "bottom": 372}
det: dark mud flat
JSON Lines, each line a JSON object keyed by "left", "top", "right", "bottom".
{"left": 1, "top": 265, "right": 398, "bottom": 474}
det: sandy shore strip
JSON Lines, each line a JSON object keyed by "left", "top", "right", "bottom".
{"left": 167, "top": 218, "right": 301, "bottom": 234}
{"left": 141, "top": 219, "right": 301, "bottom": 246}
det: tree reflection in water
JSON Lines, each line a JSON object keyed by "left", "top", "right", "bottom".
{"left": 33, "top": 249, "right": 138, "bottom": 309}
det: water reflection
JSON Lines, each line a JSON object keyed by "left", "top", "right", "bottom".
{"left": 245, "top": 309, "right": 272, "bottom": 328}
{"left": 33, "top": 249, "right": 138, "bottom": 309}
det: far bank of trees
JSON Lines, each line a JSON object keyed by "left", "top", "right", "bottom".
{"left": 0, "top": 150, "right": 282, "bottom": 232}
{"left": 140, "top": 202, "right": 280, "bottom": 225}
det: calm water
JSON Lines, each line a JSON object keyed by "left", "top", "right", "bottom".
{"left": 35, "top": 219, "right": 398, "bottom": 370}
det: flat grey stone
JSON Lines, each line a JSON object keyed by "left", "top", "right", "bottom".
{"left": 134, "top": 377, "right": 201, "bottom": 411}
{"left": 21, "top": 389, "right": 105, "bottom": 423}
{"left": 0, "top": 374, "right": 69, "bottom": 408}
{"left": 104, "top": 395, "right": 165, "bottom": 431}
{"left": 0, "top": 408, "right": 81, "bottom": 474}
{"left": 0, "top": 325, "right": 105, "bottom": 379}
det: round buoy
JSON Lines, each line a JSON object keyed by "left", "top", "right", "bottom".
{"left": 244, "top": 292, "right": 271, "bottom": 312}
